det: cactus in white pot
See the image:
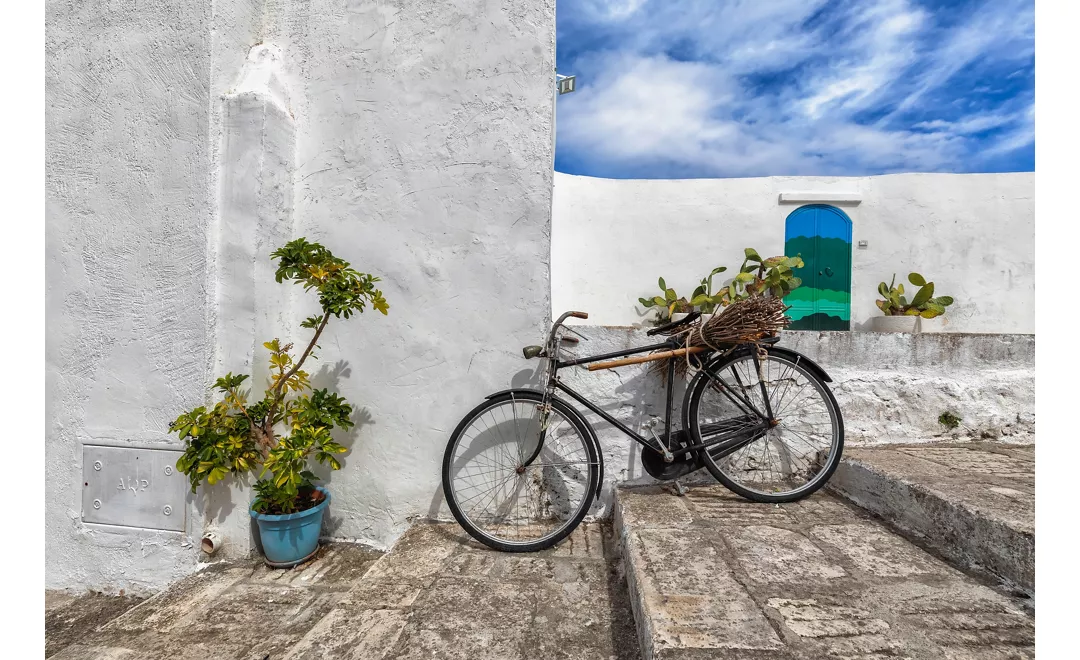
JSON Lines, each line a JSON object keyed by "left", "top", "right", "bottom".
{"left": 873, "top": 272, "right": 954, "bottom": 332}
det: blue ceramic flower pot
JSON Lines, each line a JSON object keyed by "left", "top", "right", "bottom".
{"left": 249, "top": 486, "right": 330, "bottom": 568}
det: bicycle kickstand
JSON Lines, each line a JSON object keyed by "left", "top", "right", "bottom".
{"left": 665, "top": 479, "right": 688, "bottom": 497}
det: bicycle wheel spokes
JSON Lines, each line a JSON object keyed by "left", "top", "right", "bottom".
{"left": 695, "top": 354, "right": 840, "bottom": 498}
{"left": 446, "top": 397, "right": 594, "bottom": 548}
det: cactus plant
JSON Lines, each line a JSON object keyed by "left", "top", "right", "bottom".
{"left": 876, "top": 272, "right": 954, "bottom": 318}
{"left": 639, "top": 250, "right": 804, "bottom": 323}
{"left": 727, "top": 249, "right": 804, "bottom": 303}
{"left": 638, "top": 276, "right": 694, "bottom": 321}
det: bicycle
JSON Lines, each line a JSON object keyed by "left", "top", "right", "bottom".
{"left": 441, "top": 309, "right": 844, "bottom": 552}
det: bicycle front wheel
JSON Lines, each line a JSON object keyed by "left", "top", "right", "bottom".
{"left": 687, "top": 350, "right": 844, "bottom": 503}
{"left": 442, "top": 391, "right": 599, "bottom": 552}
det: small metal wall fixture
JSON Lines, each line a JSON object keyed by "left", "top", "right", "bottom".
{"left": 82, "top": 445, "right": 188, "bottom": 532}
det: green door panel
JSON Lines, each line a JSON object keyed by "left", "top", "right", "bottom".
{"left": 784, "top": 205, "right": 852, "bottom": 331}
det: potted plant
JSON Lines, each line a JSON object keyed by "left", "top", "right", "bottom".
{"left": 638, "top": 277, "right": 694, "bottom": 324}
{"left": 685, "top": 266, "right": 729, "bottom": 322}
{"left": 169, "top": 238, "right": 389, "bottom": 567}
{"left": 726, "top": 249, "right": 803, "bottom": 303}
{"left": 872, "top": 272, "right": 953, "bottom": 333}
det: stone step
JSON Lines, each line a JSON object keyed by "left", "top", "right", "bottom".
{"left": 47, "top": 523, "right": 641, "bottom": 660}
{"left": 614, "top": 484, "right": 1033, "bottom": 660}
{"left": 827, "top": 442, "right": 1034, "bottom": 596}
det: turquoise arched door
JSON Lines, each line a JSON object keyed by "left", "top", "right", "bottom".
{"left": 784, "top": 205, "right": 852, "bottom": 331}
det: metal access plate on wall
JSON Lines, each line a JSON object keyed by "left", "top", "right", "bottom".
{"left": 82, "top": 445, "right": 188, "bottom": 532}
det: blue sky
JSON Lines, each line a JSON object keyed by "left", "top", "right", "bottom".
{"left": 555, "top": 0, "right": 1035, "bottom": 179}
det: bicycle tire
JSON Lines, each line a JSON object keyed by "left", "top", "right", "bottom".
{"left": 687, "top": 350, "right": 844, "bottom": 503}
{"left": 442, "top": 391, "right": 599, "bottom": 552}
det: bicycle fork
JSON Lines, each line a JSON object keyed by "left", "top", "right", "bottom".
{"left": 521, "top": 346, "right": 560, "bottom": 469}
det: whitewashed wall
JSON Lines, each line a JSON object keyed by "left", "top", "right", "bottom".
{"left": 551, "top": 172, "right": 1034, "bottom": 333}
{"left": 46, "top": 0, "right": 555, "bottom": 594}
{"left": 266, "top": 0, "right": 556, "bottom": 554}
{"left": 46, "top": 0, "right": 219, "bottom": 595}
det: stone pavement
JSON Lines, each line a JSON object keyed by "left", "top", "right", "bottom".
{"left": 828, "top": 442, "right": 1034, "bottom": 595}
{"left": 46, "top": 523, "right": 640, "bottom": 660}
{"left": 45, "top": 442, "right": 1037, "bottom": 660}
{"left": 46, "top": 591, "right": 145, "bottom": 658}
{"left": 615, "top": 484, "right": 1034, "bottom": 660}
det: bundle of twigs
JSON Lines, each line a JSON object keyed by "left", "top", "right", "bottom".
{"left": 654, "top": 295, "right": 792, "bottom": 376}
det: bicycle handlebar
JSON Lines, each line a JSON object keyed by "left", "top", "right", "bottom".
{"left": 546, "top": 311, "right": 590, "bottom": 355}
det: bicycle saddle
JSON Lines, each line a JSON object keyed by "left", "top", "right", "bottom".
{"left": 646, "top": 311, "right": 701, "bottom": 336}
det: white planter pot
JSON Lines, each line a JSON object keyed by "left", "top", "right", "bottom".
{"left": 870, "top": 315, "right": 918, "bottom": 333}
{"left": 916, "top": 316, "right": 947, "bottom": 333}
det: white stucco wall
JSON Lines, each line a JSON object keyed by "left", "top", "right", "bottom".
{"left": 47, "top": 0, "right": 555, "bottom": 593}
{"left": 45, "top": 0, "right": 217, "bottom": 593}
{"left": 260, "top": 0, "right": 556, "bottom": 549}
{"left": 551, "top": 172, "right": 1034, "bottom": 333}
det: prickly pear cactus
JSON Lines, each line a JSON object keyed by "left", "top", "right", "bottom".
{"left": 876, "top": 272, "right": 954, "bottom": 318}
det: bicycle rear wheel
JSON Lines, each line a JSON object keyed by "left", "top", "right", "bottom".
{"left": 687, "top": 350, "right": 844, "bottom": 503}
{"left": 442, "top": 391, "right": 599, "bottom": 552}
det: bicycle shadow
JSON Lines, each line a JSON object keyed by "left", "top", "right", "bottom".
{"left": 426, "top": 361, "right": 547, "bottom": 521}
{"left": 431, "top": 397, "right": 592, "bottom": 532}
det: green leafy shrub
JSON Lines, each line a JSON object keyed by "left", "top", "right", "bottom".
{"left": 170, "top": 238, "right": 388, "bottom": 514}
{"left": 688, "top": 266, "right": 729, "bottom": 314}
{"left": 877, "top": 273, "right": 954, "bottom": 318}
{"left": 938, "top": 411, "right": 962, "bottom": 430}
{"left": 639, "top": 273, "right": 717, "bottom": 321}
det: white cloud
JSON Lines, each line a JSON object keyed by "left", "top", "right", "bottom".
{"left": 583, "top": 0, "right": 648, "bottom": 21}
{"left": 557, "top": 0, "right": 1034, "bottom": 177}
{"left": 914, "top": 113, "right": 1018, "bottom": 135}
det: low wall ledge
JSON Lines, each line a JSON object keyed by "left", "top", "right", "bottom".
{"left": 778, "top": 191, "right": 861, "bottom": 204}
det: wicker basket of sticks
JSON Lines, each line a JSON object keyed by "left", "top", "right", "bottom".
{"left": 654, "top": 295, "right": 792, "bottom": 375}
{"left": 582, "top": 295, "right": 793, "bottom": 375}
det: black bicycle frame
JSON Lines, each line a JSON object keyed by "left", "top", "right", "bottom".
{"left": 547, "top": 339, "right": 771, "bottom": 458}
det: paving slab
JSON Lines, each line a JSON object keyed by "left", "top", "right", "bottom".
{"left": 46, "top": 591, "right": 145, "bottom": 658}
{"left": 46, "top": 523, "right": 640, "bottom": 660}
{"left": 827, "top": 442, "right": 1034, "bottom": 595}
{"left": 615, "top": 484, "right": 1033, "bottom": 660}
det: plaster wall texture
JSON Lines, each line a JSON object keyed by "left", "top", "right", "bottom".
{"left": 551, "top": 171, "right": 1035, "bottom": 333}
{"left": 46, "top": 0, "right": 218, "bottom": 594}
{"left": 207, "top": 45, "right": 299, "bottom": 558}
{"left": 47, "top": 0, "right": 556, "bottom": 592}
{"left": 551, "top": 328, "right": 1034, "bottom": 519}
{"left": 254, "top": 0, "right": 556, "bottom": 549}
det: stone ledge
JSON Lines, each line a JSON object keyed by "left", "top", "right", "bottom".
{"left": 614, "top": 484, "right": 1033, "bottom": 660}
{"left": 573, "top": 326, "right": 1035, "bottom": 369}
{"left": 827, "top": 443, "right": 1034, "bottom": 596}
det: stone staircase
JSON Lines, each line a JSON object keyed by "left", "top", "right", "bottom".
{"left": 47, "top": 523, "right": 639, "bottom": 659}
{"left": 828, "top": 442, "right": 1034, "bottom": 596}
{"left": 614, "top": 441, "right": 1035, "bottom": 660}
{"left": 47, "top": 441, "right": 1035, "bottom": 660}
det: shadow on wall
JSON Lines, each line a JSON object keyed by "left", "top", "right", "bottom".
{"left": 424, "top": 362, "right": 546, "bottom": 521}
